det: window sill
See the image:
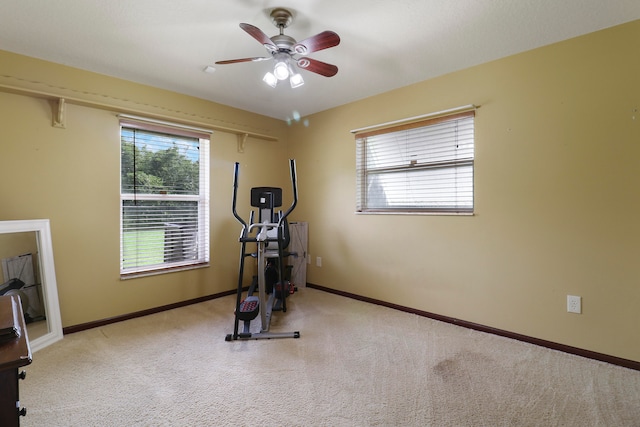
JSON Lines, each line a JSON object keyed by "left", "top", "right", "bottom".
{"left": 120, "top": 262, "right": 210, "bottom": 280}
{"left": 355, "top": 211, "right": 474, "bottom": 216}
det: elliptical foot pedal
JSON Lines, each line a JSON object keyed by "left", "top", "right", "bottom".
{"left": 237, "top": 296, "right": 259, "bottom": 321}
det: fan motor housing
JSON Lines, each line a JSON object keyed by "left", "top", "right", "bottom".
{"left": 271, "top": 34, "right": 296, "bottom": 51}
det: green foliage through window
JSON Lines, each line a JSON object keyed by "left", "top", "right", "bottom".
{"left": 121, "top": 128, "right": 200, "bottom": 195}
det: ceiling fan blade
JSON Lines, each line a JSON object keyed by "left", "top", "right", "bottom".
{"left": 293, "top": 31, "right": 340, "bottom": 55}
{"left": 215, "top": 57, "right": 272, "bottom": 65}
{"left": 239, "top": 23, "right": 277, "bottom": 52}
{"left": 296, "top": 57, "right": 338, "bottom": 77}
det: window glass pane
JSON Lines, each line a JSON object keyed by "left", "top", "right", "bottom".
{"left": 121, "top": 128, "right": 201, "bottom": 195}
{"left": 367, "top": 166, "right": 473, "bottom": 209}
{"left": 122, "top": 200, "right": 199, "bottom": 269}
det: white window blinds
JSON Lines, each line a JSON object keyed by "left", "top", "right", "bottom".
{"left": 120, "top": 118, "right": 210, "bottom": 277}
{"left": 355, "top": 110, "right": 474, "bottom": 214}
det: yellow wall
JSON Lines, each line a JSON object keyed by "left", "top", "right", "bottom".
{"left": 289, "top": 20, "right": 640, "bottom": 362}
{"left": 1, "top": 19, "right": 639, "bottom": 362}
{"left": 0, "top": 50, "right": 291, "bottom": 326}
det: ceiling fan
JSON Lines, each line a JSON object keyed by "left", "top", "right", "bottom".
{"left": 215, "top": 8, "right": 340, "bottom": 88}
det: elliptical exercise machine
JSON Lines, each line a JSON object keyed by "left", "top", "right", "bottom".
{"left": 225, "top": 159, "right": 300, "bottom": 341}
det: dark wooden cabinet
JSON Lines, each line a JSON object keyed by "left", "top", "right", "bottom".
{"left": 0, "top": 295, "right": 32, "bottom": 427}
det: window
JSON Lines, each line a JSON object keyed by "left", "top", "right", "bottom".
{"left": 355, "top": 109, "right": 475, "bottom": 214}
{"left": 120, "top": 117, "right": 210, "bottom": 277}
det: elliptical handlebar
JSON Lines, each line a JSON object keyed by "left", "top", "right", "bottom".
{"left": 278, "top": 159, "right": 298, "bottom": 227}
{"left": 231, "top": 162, "right": 247, "bottom": 230}
{"left": 232, "top": 159, "right": 298, "bottom": 239}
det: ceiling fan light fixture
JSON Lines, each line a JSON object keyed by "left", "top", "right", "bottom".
{"left": 263, "top": 72, "right": 278, "bottom": 88}
{"left": 290, "top": 72, "right": 304, "bottom": 88}
{"left": 273, "top": 60, "right": 290, "bottom": 80}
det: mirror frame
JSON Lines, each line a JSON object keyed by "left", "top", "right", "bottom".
{"left": 0, "top": 219, "right": 63, "bottom": 352}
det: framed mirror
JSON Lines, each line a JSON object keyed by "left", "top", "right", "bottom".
{"left": 0, "top": 219, "right": 62, "bottom": 352}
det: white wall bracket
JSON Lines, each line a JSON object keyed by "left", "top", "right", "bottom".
{"left": 52, "top": 97, "right": 66, "bottom": 128}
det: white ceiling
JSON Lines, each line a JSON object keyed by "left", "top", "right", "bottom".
{"left": 1, "top": 1, "right": 640, "bottom": 121}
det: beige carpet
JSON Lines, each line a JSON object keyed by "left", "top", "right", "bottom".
{"left": 21, "top": 288, "right": 640, "bottom": 426}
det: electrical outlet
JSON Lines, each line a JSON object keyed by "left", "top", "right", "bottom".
{"left": 567, "top": 295, "right": 581, "bottom": 314}
{"left": 316, "top": 256, "right": 322, "bottom": 267}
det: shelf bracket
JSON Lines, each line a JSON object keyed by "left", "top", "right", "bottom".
{"left": 52, "top": 98, "right": 66, "bottom": 128}
{"left": 237, "top": 133, "right": 248, "bottom": 153}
